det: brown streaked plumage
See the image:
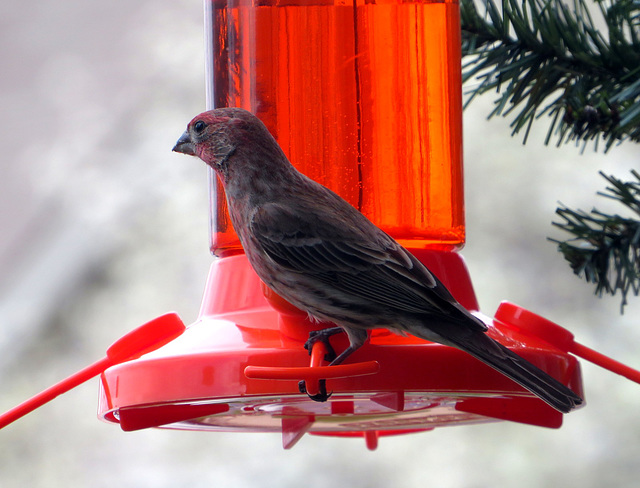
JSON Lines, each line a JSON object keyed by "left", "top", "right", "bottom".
{"left": 173, "top": 107, "right": 583, "bottom": 412}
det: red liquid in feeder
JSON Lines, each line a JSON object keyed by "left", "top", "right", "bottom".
{"left": 207, "top": 0, "right": 464, "bottom": 256}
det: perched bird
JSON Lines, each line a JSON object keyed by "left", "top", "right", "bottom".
{"left": 173, "top": 107, "right": 583, "bottom": 413}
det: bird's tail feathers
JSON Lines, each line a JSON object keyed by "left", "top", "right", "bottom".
{"left": 452, "top": 332, "right": 583, "bottom": 414}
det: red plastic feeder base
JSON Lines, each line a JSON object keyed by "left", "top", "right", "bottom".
{"left": 98, "top": 250, "right": 583, "bottom": 449}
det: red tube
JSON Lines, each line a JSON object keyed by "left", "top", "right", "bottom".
{"left": 570, "top": 341, "right": 640, "bottom": 384}
{"left": 0, "top": 313, "right": 185, "bottom": 430}
{"left": 0, "top": 357, "right": 112, "bottom": 430}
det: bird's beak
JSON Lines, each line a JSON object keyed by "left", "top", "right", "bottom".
{"left": 172, "top": 131, "right": 196, "bottom": 156}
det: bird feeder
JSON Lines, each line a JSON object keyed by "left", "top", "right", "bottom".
{"left": 97, "top": 0, "right": 587, "bottom": 449}
{"left": 16, "top": 0, "right": 640, "bottom": 449}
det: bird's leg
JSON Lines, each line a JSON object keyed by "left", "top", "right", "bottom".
{"left": 327, "top": 344, "right": 359, "bottom": 366}
{"left": 303, "top": 327, "right": 344, "bottom": 362}
{"left": 329, "top": 327, "right": 369, "bottom": 366}
{"left": 299, "top": 327, "right": 369, "bottom": 402}
{"left": 299, "top": 327, "right": 344, "bottom": 401}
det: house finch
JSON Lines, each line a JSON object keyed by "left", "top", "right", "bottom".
{"left": 173, "top": 107, "right": 583, "bottom": 413}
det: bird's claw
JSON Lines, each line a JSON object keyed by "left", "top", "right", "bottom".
{"left": 304, "top": 327, "right": 342, "bottom": 363}
{"left": 298, "top": 379, "right": 332, "bottom": 402}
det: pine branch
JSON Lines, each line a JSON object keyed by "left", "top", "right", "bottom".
{"left": 550, "top": 171, "right": 640, "bottom": 311}
{"left": 461, "top": 0, "right": 640, "bottom": 150}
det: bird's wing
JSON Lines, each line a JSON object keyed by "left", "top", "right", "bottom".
{"left": 250, "top": 202, "right": 485, "bottom": 328}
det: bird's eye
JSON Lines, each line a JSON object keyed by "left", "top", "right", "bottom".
{"left": 193, "top": 120, "right": 206, "bottom": 133}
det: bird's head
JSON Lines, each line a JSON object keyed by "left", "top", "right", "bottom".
{"left": 173, "top": 108, "right": 298, "bottom": 199}
{"left": 173, "top": 108, "right": 258, "bottom": 168}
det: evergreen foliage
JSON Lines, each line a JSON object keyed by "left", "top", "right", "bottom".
{"left": 461, "top": 0, "right": 640, "bottom": 309}
{"left": 461, "top": 0, "right": 640, "bottom": 151}
{"left": 550, "top": 172, "right": 640, "bottom": 311}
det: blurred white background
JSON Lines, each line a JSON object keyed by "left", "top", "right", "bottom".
{"left": 1, "top": 0, "right": 639, "bottom": 486}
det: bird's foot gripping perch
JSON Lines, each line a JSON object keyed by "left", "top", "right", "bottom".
{"left": 303, "top": 327, "right": 344, "bottom": 362}
{"left": 298, "top": 327, "right": 344, "bottom": 402}
{"left": 298, "top": 378, "right": 330, "bottom": 402}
